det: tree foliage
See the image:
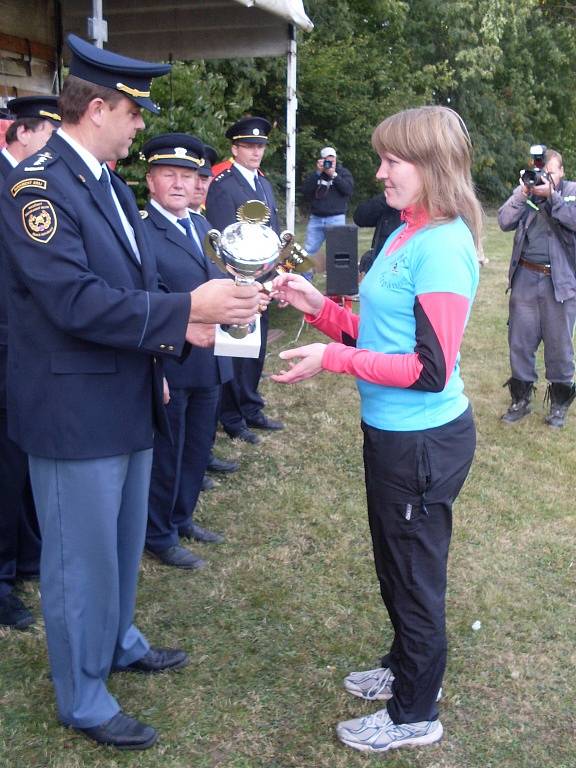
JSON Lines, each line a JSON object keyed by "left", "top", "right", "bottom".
{"left": 120, "top": 0, "right": 576, "bottom": 207}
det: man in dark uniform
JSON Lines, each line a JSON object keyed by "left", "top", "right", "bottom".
{"left": 189, "top": 142, "right": 240, "bottom": 479}
{"left": 193, "top": 143, "right": 241, "bottom": 478}
{"left": 142, "top": 133, "right": 232, "bottom": 569}
{"left": 0, "top": 95, "right": 60, "bottom": 630}
{"left": 205, "top": 116, "right": 284, "bottom": 444}
{"left": 0, "top": 35, "right": 263, "bottom": 750}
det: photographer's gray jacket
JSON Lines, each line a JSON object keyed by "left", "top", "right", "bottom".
{"left": 498, "top": 181, "right": 576, "bottom": 301}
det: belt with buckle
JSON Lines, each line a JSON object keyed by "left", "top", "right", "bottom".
{"left": 519, "top": 257, "right": 551, "bottom": 276}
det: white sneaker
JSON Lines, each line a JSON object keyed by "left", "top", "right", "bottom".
{"left": 343, "top": 666, "right": 395, "bottom": 700}
{"left": 343, "top": 666, "right": 443, "bottom": 702}
{"left": 336, "top": 708, "right": 443, "bottom": 753}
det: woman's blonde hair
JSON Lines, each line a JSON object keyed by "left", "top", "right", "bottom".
{"left": 371, "top": 106, "right": 484, "bottom": 252}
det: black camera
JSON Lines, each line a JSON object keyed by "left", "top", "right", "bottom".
{"left": 323, "top": 159, "right": 333, "bottom": 169}
{"left": 521, "top": 144, "right": 547, "bottom": 187}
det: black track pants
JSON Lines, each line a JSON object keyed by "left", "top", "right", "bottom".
{"left": 362, "top": 405, "right": 476, "bottom": 724}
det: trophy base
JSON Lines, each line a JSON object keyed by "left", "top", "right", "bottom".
{"left": 214, "top": 315, "right": 261, "bottom": 358}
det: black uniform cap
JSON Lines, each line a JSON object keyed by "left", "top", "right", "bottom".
{"left": 67, "top": 33, "right": 171, "bottom": 115}
{"left": 199, "top": 144, "right": 218, "bottom": 176}
{"left": 7, "top": 95, "right": 61, "bottom": 124}
{"left": 141, "top": 133, "right": 205, "bottom": 169}
{"left": 225, "top": 116, "right": 271, "bottom": 145}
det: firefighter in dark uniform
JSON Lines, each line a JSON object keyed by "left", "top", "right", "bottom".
{"left": 141, "top": 133, "right": 233, "bottom": 570}
{"left": 195, "top": 143, "right": 241, "bottom": 478}
{"left": 205, "top": 116, "right": 284, "bottom": 443}
{"left": 0, "top": 95, "right": 61, "bottom": 630}
{"left": 0, "top": 35, "right": 263, "bottom": 750}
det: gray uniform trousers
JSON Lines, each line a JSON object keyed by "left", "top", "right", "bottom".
{"left": 508, "top": 265, "right": 576, "bottom": 383}
{"left": 29, "top": 450, "right": 152, "bottom": 728}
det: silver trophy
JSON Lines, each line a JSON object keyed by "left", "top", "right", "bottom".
{"left": 205, "top": 200, "right": 313, "bottom": 358}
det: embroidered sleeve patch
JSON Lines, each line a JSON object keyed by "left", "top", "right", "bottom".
{"left": 22, "top": 199, "right": 57, "bottom": 243}
{"left": 11, "top": 178, "right": 47, "bottom": 198}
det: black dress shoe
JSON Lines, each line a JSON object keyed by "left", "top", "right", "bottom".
{"left": 201, "top": 474, "right": 215, "bottom": 491}
{"left": 228, "top": 427, "right": 261, "bottom": 444}
{"left": 146, "top": 545, "right": 206, "bottom": 570}
{"left": 186, "top": 522, "right": 224, "bottom": 544}
{"left": 206, "top": 454, "right": 240, "bottom": 473}
{"left": 0, "top": 593, "right": 34, "bottom": 630}
{"left": 246, "top": 415, "right": 285, "bottom": 431}
{"left": 75, "top": 711, "right": 157, "bottom": 750}
{"left": 120, "top": 647, "right": 189, "bottom": 673}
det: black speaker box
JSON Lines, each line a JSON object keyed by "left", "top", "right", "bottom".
{"left": 325, "top": 225, "right": 358, "bottom": 295}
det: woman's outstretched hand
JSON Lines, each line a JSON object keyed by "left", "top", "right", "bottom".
{"left": 269, "top": 273, "right": 324, "bottom": 317}
{"left": 271, "top": 343, "right": 327, "bottom": 384}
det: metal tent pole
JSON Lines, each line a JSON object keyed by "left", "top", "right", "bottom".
{"left": 285, "top": 23, "right": 297, "bottom": 232}
{"left": 87, "top": 0, "right": 108, "bottom": 48}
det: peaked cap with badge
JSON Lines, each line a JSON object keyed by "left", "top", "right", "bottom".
{"left": 67, "top": 32, "right": 170, "bottom": 114}
{"left": 225, "top": 116, "right": 271, "bottom": 145}
{"left": 141, "top": 133, "right": 205, "bottom": 169}
{"left": 7, "top": 95, "right": 61, "bottom": 125}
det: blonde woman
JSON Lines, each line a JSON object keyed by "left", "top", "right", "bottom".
{"left": 272, "top": 106, "right": 482, "bottom": 753}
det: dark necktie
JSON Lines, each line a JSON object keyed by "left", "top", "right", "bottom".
{"left": 99, "top": 165, "right": 139, "bottom": 260}
{"left": 177, "top": 216, "right": 194, "bottom": 240}
{"left": 254, "top": 174, "right": 268, "bottom": 205}
{"left": 99, "top": 165, "right": 117, "bottom": 207}
{"left": 178, "top": 216, "right": 206, "bottom": 264}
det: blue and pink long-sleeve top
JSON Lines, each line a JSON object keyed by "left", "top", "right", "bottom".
{"left": 308, "top": 209, "right": 479, "bottom": 431}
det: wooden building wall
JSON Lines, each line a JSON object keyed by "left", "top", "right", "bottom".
{"left": 0, "top": 0, "right": 60, "bottom": 106}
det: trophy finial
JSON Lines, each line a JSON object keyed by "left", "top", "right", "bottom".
{"left": 237, "top": 200, "right": 271, "bottom": 225}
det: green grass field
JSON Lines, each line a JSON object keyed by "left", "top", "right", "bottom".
{"left": 1, "top": 216, "right": 575, "bottom": 768}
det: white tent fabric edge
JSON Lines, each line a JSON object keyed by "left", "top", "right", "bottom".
{"left": 233, "top": 0, "right": 314, "bottom": 32}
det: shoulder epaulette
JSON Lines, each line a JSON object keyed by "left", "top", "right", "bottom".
{"left": 22, "top": 150, "right": 58, "bottom": 173}
{"left": 213, "top": 169, "right": 232, "bottom": 183}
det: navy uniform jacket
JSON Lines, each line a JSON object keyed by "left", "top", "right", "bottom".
{"left": 205, "top": 164, "right": 280, "bottom": 235}
{"left": 0, "top": 133, "right": 190, "bottom": 460}
{"left": 0, "top": 151, "right": 14, "bottom": 409}
{"left": 142, "top": 202, "right": 233, "bottom": 389}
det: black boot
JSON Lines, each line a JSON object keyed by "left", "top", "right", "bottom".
{"left": 501, "top": 378, "right": 535, "bottom": 424}
{"left": 544, "top": 382, "right": 576, "bottom": 428}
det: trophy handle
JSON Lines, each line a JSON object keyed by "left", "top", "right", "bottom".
{"left": 260, "top": 241, "right": 316, "bottom": 295}
{"left": 277, "top": 239, "right": 315, "bottom": 275}
{"left": 204, "top": 230, "right": 226, "bottom": 273}
{"left": 279, "top": 230, "right": 294, "bottom": 254}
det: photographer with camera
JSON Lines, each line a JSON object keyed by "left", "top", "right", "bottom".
{"left": 300, "top": 147, "right": 354, "bottom": 275}
{"left": 499, "top": 146, "right": 576, "bottom": 428}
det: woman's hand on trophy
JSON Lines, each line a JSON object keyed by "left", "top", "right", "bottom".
{"left": 189, "top": 279, "right": 263, "bottom": 325}
{"left": 186, "top": 322, "right": 216, "bottom": 348}
{"left": 271, "top": 343, "right": 327, "bottom": 384}
{"left": 269, "top": 273, "right": 324, "bottom": 317}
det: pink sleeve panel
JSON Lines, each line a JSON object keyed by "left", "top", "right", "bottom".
{"left": 305, "top": 296, "right": 360, "bottom": 343}
{"left": 321, "top": 292, "right": 470, "bottom": 390}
